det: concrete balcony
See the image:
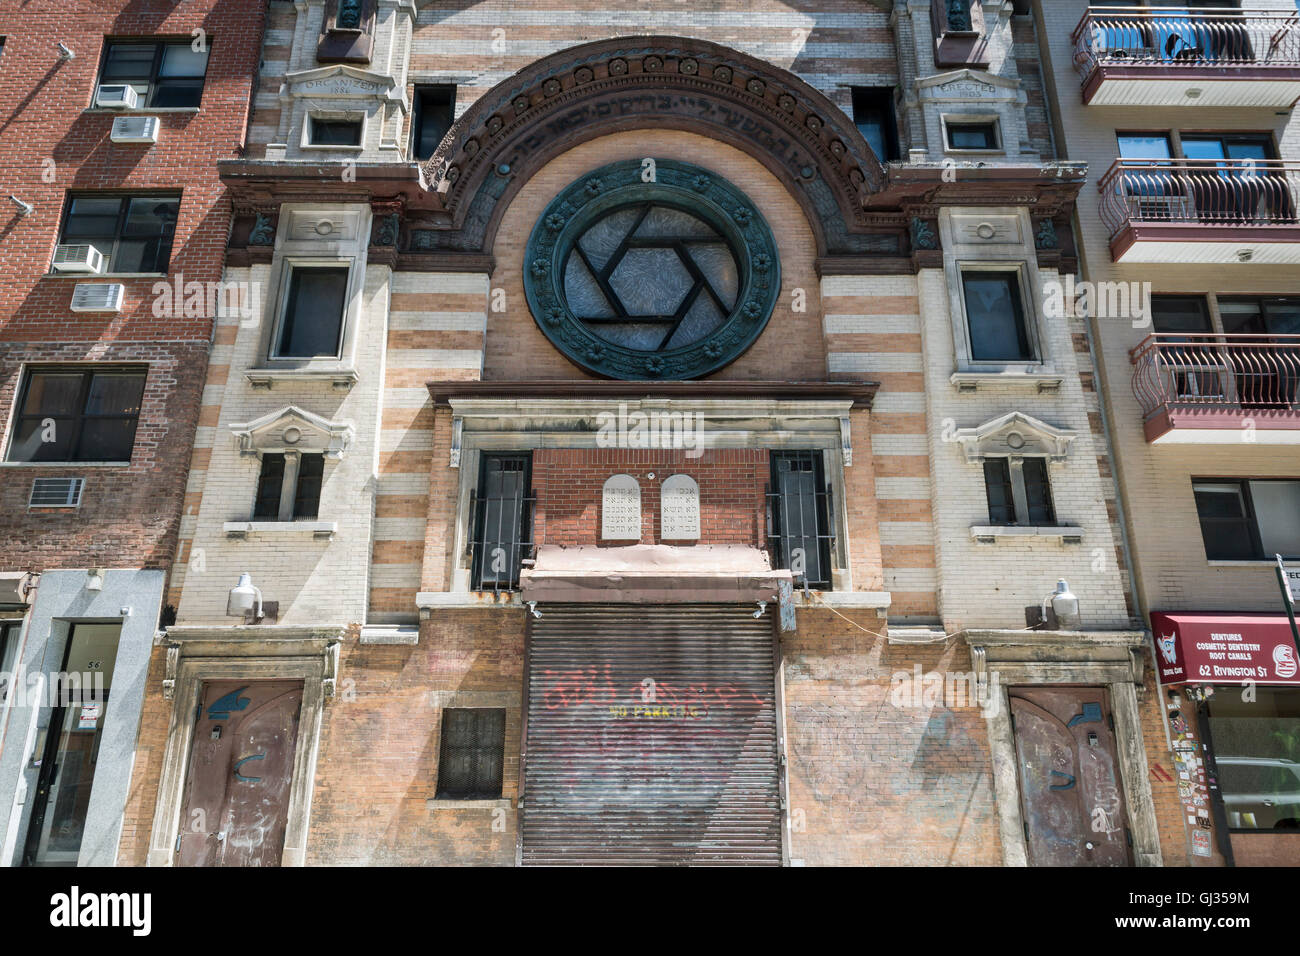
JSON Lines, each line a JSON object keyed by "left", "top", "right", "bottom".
{"left": 1073, "top": 7, "right": 1300, "bottom": 107}
{"left": 1131, "top": 333, "right": 1300, "bottom": 443}
{"left": 1098, "top": 158, "right": 1300, "bottom": 264}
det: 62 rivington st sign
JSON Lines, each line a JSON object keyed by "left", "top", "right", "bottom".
{"left": 1151, "top": 612, "right": 1300, "bottom": 686}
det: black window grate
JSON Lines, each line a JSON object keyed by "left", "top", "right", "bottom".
{"left": 436, "top": 708, "right": 505, "bottom": 800}
{"left": 767, "top": 451, "right": 834, "bottom": 589}
{"left": 469, "top": 453, "right": 535, "bottom": 592}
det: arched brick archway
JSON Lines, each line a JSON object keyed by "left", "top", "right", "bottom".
{"left": 416, "top": 35, "right": 892, "bottom": 258}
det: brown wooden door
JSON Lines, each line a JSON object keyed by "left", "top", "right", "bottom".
{"left": 176, "top": 681, "right": 303, "bottom": 867}
{"left": 1010, "top": 687, "right": 1131, "bottom": 867}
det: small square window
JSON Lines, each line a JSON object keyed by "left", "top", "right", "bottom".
{"left": 436, "top": 708, "right": 505, "bottom": 800}
{"left": 275, "top": 266, "right": 349, "bottom": 359}
{"left": 962, "top": 271, "right": 1033, "bottom": 362}
{"left": 411, "top": 86, "right": 455, "bottom": 161}
{"left": 947, "top": 121, "right": 999, "bottom": 151}
{"left": 308, "top": 116, "right": 362, "bottom": 147}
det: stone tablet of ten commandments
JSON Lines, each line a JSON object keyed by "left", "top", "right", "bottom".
{"left": 601, "top": 474, "right": 642, "bottom": 540}
{"left": 660, "top": 474, "right": 700, "bottom": 539}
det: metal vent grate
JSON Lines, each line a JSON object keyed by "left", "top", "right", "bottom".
{"left": 29, "top": 476, "right": 84, "bottom": 507}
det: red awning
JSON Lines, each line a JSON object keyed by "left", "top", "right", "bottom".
{"left": 1151, "top": 612, "right": 1300, "bottom": 686}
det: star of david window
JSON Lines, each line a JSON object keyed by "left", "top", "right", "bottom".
{"left": 524, "top": 159, "right": 781, "bottom": 380}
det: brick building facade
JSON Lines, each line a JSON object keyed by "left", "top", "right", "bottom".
{"left": 10, "top": 0, "right": 1279, "bottom": 869}
{"left": 100, "top": 0, "right": 1174, "bottom": 868}
{"left": 0, "top": 0, "right": 267, "bottom": 865}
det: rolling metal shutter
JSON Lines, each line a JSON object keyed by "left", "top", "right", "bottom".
{"left": 521, "top": 604, "right": 783, "bottom": 866}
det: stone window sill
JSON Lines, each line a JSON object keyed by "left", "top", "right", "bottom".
{"left": 245, "top": 366, "right": 358, "bottom": 391}
{"left": 416, "top": 591, "right": 521, "bottom": 611}
{"left": 359, "top": 624, "right": 418, "bottom": 645}
{"left": 951, "top": 370, "right": 1063, "bottom": 392}
{"left": 82, "top": 107, "right": 200, "bottom": 115}
{"left": 426, "top": 797, "right": 512, "bottom": 810}
{"left": 792, "top": 590, "right": 891, "bottom": 609}
{"left": 0, "top": 461, "right": 128, "bottom": 467}
{"left": 224, "top": 520, "right": 337, "bottom": 540}
{"left": 971, "top": 525, "right": 1083, "bottom": 543}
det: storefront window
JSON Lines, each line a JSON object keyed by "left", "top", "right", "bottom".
{"left": 1206, "top": 687, "right": 1300, "bottom": 830}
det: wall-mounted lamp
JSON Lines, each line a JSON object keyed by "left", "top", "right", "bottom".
{"left": 8, "top": 196, "right": 32, "bottom": 217}
{"left": 85, "top": 568, "right": 104, "bottom": 592}
{"left": 226, "top": 572, "right": 264, "bottom": 622}
{"left": 57, "top": 43, "right": 75, "bottom": 60}
{"left": 1041, "top": 579, "right": 1080, "bottom": 631}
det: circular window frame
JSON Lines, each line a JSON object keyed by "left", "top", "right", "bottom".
{"left": 524, "top": 158, "right": 781, "bottom": 379}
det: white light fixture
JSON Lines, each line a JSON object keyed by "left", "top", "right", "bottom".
{"left": 8, "top": 196, "right": 32, "bottom": 217}
{"left": 85, "top": 568, "right": 104, "bottom": 592}
{"left": 1042, "top": 579, "right": 1080, "bottom": 630}
{"left": 57, "top": 42, "right": 75, "bottom": 61}
{"left": 226, "top": 572, "right": 264, "bottom": 621}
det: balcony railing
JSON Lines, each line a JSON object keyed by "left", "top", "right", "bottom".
{"left": 1073, "top": 7, "right": 1300, "bottom": 78}
{"left": 1131, "top": 334, "right": 1300, "bottom": 421}
{"left": 1098, "top": 158, "right": 1300, "bottom": 239}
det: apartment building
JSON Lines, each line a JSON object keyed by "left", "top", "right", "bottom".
{"left": 1034, "top": 0, "right": 1300, "bottom": 866}
{"left": 0, "top": 1, "right": 267, "bottom": 865}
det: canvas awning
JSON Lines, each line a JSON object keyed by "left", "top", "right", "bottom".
{"left": 1151, "top": 612, "right": 1300, "bottom": 686}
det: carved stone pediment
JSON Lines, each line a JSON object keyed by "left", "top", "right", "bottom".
{"left": 282, "top": 64, "right": 398, "bottom": 100}
{"left": 230, "top": 405, "right": 355, "bottom": 459}
{"left": 953, "top": 411, "right": 1075, "bottom": 464}
{"left": 918, "top": 68, "right": 1021, "bottom": 102}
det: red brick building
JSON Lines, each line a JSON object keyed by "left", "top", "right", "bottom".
{"left": 0, "top": 0, "right": 267, "bottom": 866}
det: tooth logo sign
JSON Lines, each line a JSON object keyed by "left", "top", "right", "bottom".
{"left": 1159, "top": 633, "right": 1178, "bottom": 666}
{"left": 1274, "top": 643, "right": 1298, "bottom": 679}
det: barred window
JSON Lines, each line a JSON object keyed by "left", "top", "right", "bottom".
{"left": 470, "top": 453, "right": 534, "bottom": 591}
{"left": 436, "top": 708, "right": 505, "bottom": 800}
{"left": 769, "top": 451, "right": 833, "bottom": 589}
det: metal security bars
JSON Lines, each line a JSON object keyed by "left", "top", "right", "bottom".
{"left": 1073, "top": 7, "right": 1300, "bottom": 79}
{"left": 767, "top": 451, "right": 834, "bottom": 589}
{"left": 469, "top": 453, "right": 536, "bottom": 592}
{"left": 1098, "top": 159, "right": 1300, "bottom": 236}
{"left": 435, "top": 708, "right": 506, "bottom": 800}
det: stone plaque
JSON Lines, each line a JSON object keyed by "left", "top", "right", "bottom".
{"left": 601, "top": 474, "right": 641, "bottom": 540}
{"left": 660, "top": 474, "right": 700, "bottom": 540}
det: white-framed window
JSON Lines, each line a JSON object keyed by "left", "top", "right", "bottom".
{"left": 942, "top": 113, "right": 1002, "bottom": 154}
{"left": 958, "top": 265, "right": 1039, "bottom": 364}
{"left": 269, "top": 261, "right": 352, "bottom": 360}
{"left": 302, "top": 112, "right": 365, "bottom": 150}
